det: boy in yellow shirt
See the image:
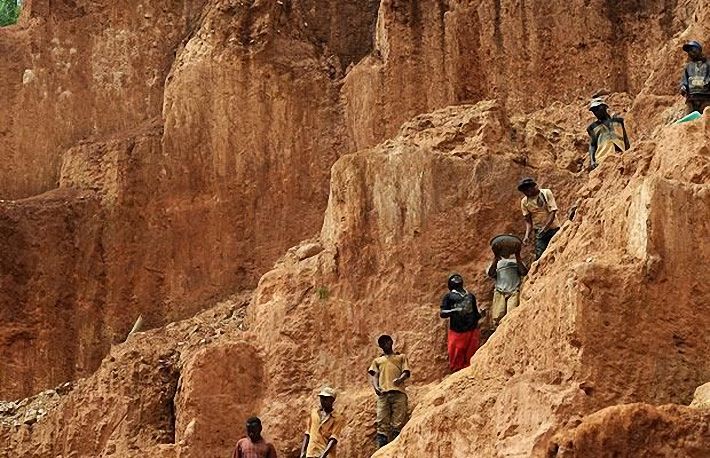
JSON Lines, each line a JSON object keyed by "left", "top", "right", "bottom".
{"left": 299, "top": 387, "right": 343, "bottom": 458}
{"left": 368, "top": 335, "right": 411, "bottom": 448}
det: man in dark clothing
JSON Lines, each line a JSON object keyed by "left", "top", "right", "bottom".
{"left": 586, "top": 98, "right": 630, "bottom": 170}
{"left": 233, "top": 417, "right": 277, "bottom": 458}
{"left": 440, "top": 273, "right": 481, "bottom": 372}
{"left": 680, "top": 41, "right": 710, "bottom": 115}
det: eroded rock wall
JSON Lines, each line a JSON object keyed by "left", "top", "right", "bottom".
{"left": 344, "top": 0, "right": 700, "bottom": 149}
{"left": 0, "top": 0, "right": 207, "bottom": 199}
{"left": 0, "top": 0, "right": 377, "bottom": 398}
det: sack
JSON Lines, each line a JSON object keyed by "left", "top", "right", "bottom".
{"left": 452, "top": 290, "right": 474, "bottom": 314}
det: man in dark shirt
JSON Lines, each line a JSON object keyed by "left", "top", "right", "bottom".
{"left": 680, "top": 41, "right": 710, "bottom": 115}
{"left": 440, "top": 273, "right": 481, "bottom": 372}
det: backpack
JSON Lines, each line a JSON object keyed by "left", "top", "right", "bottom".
{"left": 451, "top": 290, "right": 474, "bottom": 314}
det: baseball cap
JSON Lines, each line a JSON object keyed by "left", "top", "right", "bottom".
{"left": 682, "top": 40, "right": 702, "bottom": 52}
{"left": 589, "top": 97, "right": 608, "bottom": 110}
{"left": 318, "top": 386, "right": 337, "bottom": 399}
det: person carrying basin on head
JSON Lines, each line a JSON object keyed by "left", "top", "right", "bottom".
{"left": 440, "top": 273, "right": 481, "bottom": 372}
{"left": 233, "top": 416, "right": 277, "bottom": 458}
{"left": 518, "top": 177, "right": 560, "bottom": 260}
{"left": 300, "top": 386, "right": 343, "bottom": 458}
{"left": 586, "top": 97, "right": 630, "bottom": 170}
{"left": 486, "top": 236, "right": 529, "bottom": 333}
{"left": 368, "top": 334, "right": 411, "bottom": 449}
{"left": 680, "top": 40, "right": 710, "bottom": 115}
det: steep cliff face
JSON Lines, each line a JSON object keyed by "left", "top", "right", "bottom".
{"left": 343, "top": 0, "right": 697, "bottom": 149}
{"left": 0, "top": 0, "right": 377, "bottom": 398}
{"left": 1, "top": 0, "right": 709, "bottom": 457}
{"left": 0, "top": 0, "right": 208, "bottom": 199}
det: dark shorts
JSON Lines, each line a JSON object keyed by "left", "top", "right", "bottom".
{"left": 535, "top": 227, "right": 560, "bottom": 259}
{"left": 686, "top": 98, "right": 710, "bottom": 115}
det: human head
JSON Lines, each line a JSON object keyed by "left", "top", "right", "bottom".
{"left": 517, "top": 177, "right": 539, "bottom": 197}
{"left": 377, "top": 334, "right": 394, "bottom": 353}
{"left": 245, "top": 416, "right": 262, "bottom": 442}
{"left": 589, "top": 98, "right": 609, "bottom": 120}
{"left": 447, "top": 273, "right": 464, "bottom": 291}
{"left": 318, "top": 386, "right": 337, "bottom": 412}
{"left": 683, "top": 40, "right": 703, "bottom": 60}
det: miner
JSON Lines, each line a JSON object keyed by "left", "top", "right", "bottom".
{"left": 486, "top": 247, "right": 528, "bottom": 333}
{"left": 586, "top": 98, "right": 630, "bottom": 170}
{"left": 368, "top": 334, "right": 411, "bottom": 448}
{"left": 299, "top": 387, "right": 343, "bottom": 458}
{"left": 233, "top": 417, "right": 278, "bottom": 458}
{"left": 518, "top": 177, "right": 560, "bottom": 260}
{"left": 680, "top": 40, "right": 710, "bottom": 115}
{"left": 440, "top": 273, "right": 481, "bottom": 372}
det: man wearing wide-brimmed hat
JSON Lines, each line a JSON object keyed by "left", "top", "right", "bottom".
{"left": 680, "top": 40, "right": 710, "bottom": 115}
{"left": 586, "top": 97, "right": 630, "bottom": 170}
{"left": 299, "top": 386, "right": 343, "bottom": 458}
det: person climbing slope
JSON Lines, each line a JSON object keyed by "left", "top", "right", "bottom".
{"left": 440, "top": 273, "right": 481, "bottom": 372}
{"left": 680, "top": 40, "right": 710, "bottom": 115}
{"left": 586, "top": 98, "right": 630, "bottom": 170}
{"left": 233, "top": 417, "right": 278, "bottom": 458}
{"left": 368, "top": 334, "right": 411, "bottom": 448}
{"left": 486, "top": 247, "right": 528, "bottom": 333}
{"left": 300, "top": 387, "right": 343, "bottom": 458}
{"left": 518, "top": 177, "right": 560, "bottom": 260}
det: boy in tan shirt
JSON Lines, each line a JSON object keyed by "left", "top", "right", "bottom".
{"left": 518, "top": 177, "right": 560, "bottom": 259}
{"left": 368, "top": 335, "right": 411, "bottom": 448}
{"left": 300, "top": 387, "right": 343, "bottom": 458}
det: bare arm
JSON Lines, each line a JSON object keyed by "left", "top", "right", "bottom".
{"left": 300, "top": 434, "right": 310, "bottom": 458}
{"left": 587, "top": 125, "right": 598, "bottom": 168}
{"left": 523, "top": 213, "right": 534, "bottom": 244}
{"left": 393, "top": 370, "right": 411, "bottom": 386}
{"left": 487, "top": 255, "right": 501, "bottom": 278}
{"left": 514, "top": 251, "right": 529, "bottom": 276}
{"left": 681, "top": 67, "right": 689, "bottom": 95}
{"left": 368, "top": 371, "right": 382, "bottom": 396}
{"left": 320, "top": 438, "right": 338, "bottom": 458}
{"left": 621, "top": 121, "right": 630, "bottom": 150}
{"left": 539, "top": 210, "right": 557, "bottom": 233}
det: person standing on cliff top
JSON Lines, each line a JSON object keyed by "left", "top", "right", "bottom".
{"left": 300, "top": 387, "right": 343, "bottom": 458}
{"left": 518, "top": 177, "right": 560, "bottom": 260}
{"left": 233, "top": 417, "right": 277, "bottom": 458}
{"left": 486, "top": 247, "right": 528, "bottom": 333}
{"left": 368, "top": 334, "right": 411, "bottom": 448}
{"left": 680, "top": 41, "right": 710, "bottom": 115}
{"left": 440, "top": 273, "right": 481, "bottom": 372}
{"left": 586, "top": 98, "right": 630, "bottom": 170}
